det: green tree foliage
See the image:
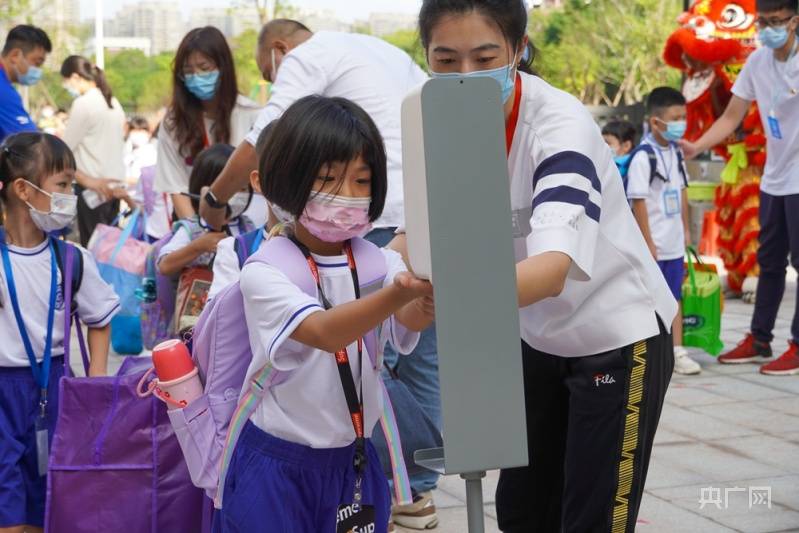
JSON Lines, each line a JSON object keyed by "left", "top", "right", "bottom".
{"left": 530, "top": 0, "right": 683, "bottom": 105}
{"left": 382, "top": 29, "right": 426, "bottom": 68}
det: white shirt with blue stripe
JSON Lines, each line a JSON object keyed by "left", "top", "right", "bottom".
{"left": 509, "top": 72, "right": 677, "bottom": 357}
{"left": 0, "top": 239, "right": 120, "bottom": 367}
{"left": 239, "top": 247, "right": 419, "bottom": 448}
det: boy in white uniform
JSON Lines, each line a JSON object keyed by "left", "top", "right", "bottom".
{"left": 627, "top": 87, "right": 701, "bottom": 375}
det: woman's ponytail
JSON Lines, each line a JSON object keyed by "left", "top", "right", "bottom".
{"left": 92, "top": 65, "right": 114, "bottom": 108}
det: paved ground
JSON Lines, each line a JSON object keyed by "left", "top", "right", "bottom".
{"left": 397, "top": 271, "right": 799, "bottom": 533}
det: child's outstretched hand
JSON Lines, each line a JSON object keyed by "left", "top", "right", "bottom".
{"left": 195, "top": 232, "right": 227, "bottom": 253}
{"left": 394, "top": 271, "right": 433, "bottom": 299}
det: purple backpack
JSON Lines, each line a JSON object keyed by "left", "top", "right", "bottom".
{"left": 168, "top": 235, "right": 413, "bottom": 508}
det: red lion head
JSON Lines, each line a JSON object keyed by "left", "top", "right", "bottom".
{"left": 663, "top": 0, "right": 760, "bottom": 142}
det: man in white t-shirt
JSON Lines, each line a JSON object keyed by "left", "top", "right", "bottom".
{"left": 199, "top": 19, "right": 427, "bottom": 232}
{"left": 628, "top": 87, "right": 701, "bottom": 376}
{"left": 681, "top": 0, "right": 799, "bottom": 375}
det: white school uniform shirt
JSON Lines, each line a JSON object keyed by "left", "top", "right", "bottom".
{"left": 732, "top": 46, "right": 799, "bottom": 196}
{"left": 154, "top": 95, "right": 267, "bottom": 226}
{"left": 208, "top": 227, "right": 269, "bottom": 301}
{"left": 240, "top": 247, "right": 419, "bottom": 448}
{"left": 0, "top": 240, "right": 120, "bottom": 367}
{"left": 157, "top": 218, "right": 250, "bottom": 267}
{"left": 509, "top": 72, "right": 677, "bottom": 357}
{"left": 245, "top": 31, "right": 429, "bottom": 229}
{"left": 626, "top": 137, "right": 687, "bottom": 261}
{"left": 63, "top": 88, "right": 126, "bottom": 182}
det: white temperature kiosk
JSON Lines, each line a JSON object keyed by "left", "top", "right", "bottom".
{"left": 401, "top": 77, "right": 528, "bottom": 532}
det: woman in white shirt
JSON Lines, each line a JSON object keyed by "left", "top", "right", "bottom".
{"left": 155, "top": 26, "right": 265, "bottom": 224}
{"left": 60, "top": 55, "right": 126, "bottom": 245}
{"left": 417, "top": 1, "right": 677, "bottom": 532}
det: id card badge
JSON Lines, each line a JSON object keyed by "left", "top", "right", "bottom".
{"left": 768, "top": 113, "right": 783, "bottom": 140}
{"left": 663, "top": 188, "right": 681, "bottom": 217}
{"left": 35, "top": 416, "right": 49, "bottom": 477}
{"left": 336, "top": 503, "right": 376, "bottom": 533}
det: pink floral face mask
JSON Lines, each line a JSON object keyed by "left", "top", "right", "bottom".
{"left": 299, "top": 193, "right": 372, "bottom": 243}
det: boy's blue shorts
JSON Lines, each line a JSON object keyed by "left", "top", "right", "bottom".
{"left": 658, "top": 257, "right": 685, "bottom": 301}
{"left": 0, "top": 358, "right": 64, "bottom": 527}
{"left": 213, "top": 421, "right": 391, "bottom": 533}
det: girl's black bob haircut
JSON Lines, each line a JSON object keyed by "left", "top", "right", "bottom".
{"left": 188, "top": 143, "right": 235, "bottom": 212}
{"left": 259, "top": 95, "right": 387, "bottom": 222}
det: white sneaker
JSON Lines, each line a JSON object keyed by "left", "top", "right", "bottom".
{"left": 674, "top": 346, "right": 701, "bottom": 375}
{"left": 391, "top": 491, "right": 439, "bottom": 530}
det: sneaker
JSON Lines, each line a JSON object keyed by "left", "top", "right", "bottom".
{"left": 718, "top": 334, "right": 772, "bottom": 364}
{"left": 391, "top": 491, "right": 439, "bottom": 530}
{"left": 760, "top": 342, "right": 799, "bottom": 376}
{"left": 673, "top": 346, "right": 701, "bottom": 375}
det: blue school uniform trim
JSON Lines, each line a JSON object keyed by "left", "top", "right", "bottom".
{"left": 83, "top": 302, "right": 121, "bottom": 327}
{"left": 267, "top": 303, "right": 323, "bottom": 358}
{"left": 533, "top": 150, "right": 602, "bottom": 195}
{"left": 532, "top": 151, "right": 602, "bottom": 222}
{"left": 532, "top": 186, "right": 601, "bottom": 223}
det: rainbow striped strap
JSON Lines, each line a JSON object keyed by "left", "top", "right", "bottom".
{"left": 214, "top": 363, "right": 277, "bottom": 509}
{"left": 379, "top": 379, "right": 413, "bottom": 506}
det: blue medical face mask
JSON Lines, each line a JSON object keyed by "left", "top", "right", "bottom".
{"left": 759, "top": 25, "right": 790, "bottom": 49}
{"left": 430, "top": 54, "right": 518, "bottom": 104}
{"left": 184, "top": 70, "right": 220, "bottom": 101}
{"left": 614, "top": 153, "right": 632, "bottom": 166}
{"left": 16, "top": 62, "right": 43, "bottom": 86}
{"left": 657, "top": 119, "right": 687, "bottom": 142}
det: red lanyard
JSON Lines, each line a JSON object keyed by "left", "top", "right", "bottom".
{"left": 505, "top": 73, "right": 522, "bottom": 157}
{"left": 293, "top": 238, "right": 367, "bottom": 473}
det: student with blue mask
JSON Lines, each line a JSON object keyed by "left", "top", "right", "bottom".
{"left": 155, "top": 26, "right": 265, "bottom": 225}
{"left": 0, "top": 25, "right": 51, "bottom": 143}
{"left": 682, "top": 0, "right": 799, "bottom": 375}
{"left": 627, "top": 87, "right": 701, "bottom": 377}
{"left": 602, "top": 120, "right": 638, "bottom": 177}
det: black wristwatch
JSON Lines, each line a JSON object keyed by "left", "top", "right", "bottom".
{"left": 204, "top": 190, "right": 227, "bottom": 209}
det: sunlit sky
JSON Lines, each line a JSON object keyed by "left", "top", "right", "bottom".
{"left": 80, "top": 0, "right": 424, "bottom": 23}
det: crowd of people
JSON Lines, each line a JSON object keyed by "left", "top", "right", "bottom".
{"left": 0, "top": 0, "right": 797, "bottom": 532}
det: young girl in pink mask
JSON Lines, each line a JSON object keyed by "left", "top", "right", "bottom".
{"left": 213, "top": 96, "right": 434, "bottom": 533}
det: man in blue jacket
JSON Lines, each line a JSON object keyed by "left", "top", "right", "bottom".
{"left": 0, "top": 25, "right": 51, "bottom": 143}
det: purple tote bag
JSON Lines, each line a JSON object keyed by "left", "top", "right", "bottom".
{"left": 44, "top": 250, "right": 207, "bottom": 532}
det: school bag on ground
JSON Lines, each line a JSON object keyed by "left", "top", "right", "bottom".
{"left": 167, "top": 235, "right": 413, "bottom": 508}
{"left": 88, "top": 209, "right": 151, "bottom": 355}
{"left": 682, "top": 246, "right": 724, "bottom": 356}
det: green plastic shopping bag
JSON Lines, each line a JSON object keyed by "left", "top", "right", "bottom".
{"left": 682, "top": 246, "right": 724, "bottom": 356}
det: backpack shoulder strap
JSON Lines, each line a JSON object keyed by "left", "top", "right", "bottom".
{"left": 52, "top": 238, "right": 84, "bottom": 301}
{"left": 631, "top": 143, "right": 660, "bottom": 184}
{"left": 350, "top": 237, "right": 388, "bottom": 294}
{"left": 234, "top": 228, "right": 264, "bottom": 270}
{"left": 675, "top": 145, "right": 689, "bottom": 187}
{"left": 245, "top": 236, "right": 317, "bottom": 297}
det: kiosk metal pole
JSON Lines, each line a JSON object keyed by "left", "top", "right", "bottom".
{"left": 462, "top": 472, "right": 486, "bottom": 533}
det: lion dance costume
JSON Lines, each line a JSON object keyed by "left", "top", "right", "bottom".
{"left": 663, "top": 0, "right": 764, "bottom": 295}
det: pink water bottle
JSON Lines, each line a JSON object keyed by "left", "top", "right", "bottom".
{"left": 137, "top": 339, "right": 203, "bottom": 410}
